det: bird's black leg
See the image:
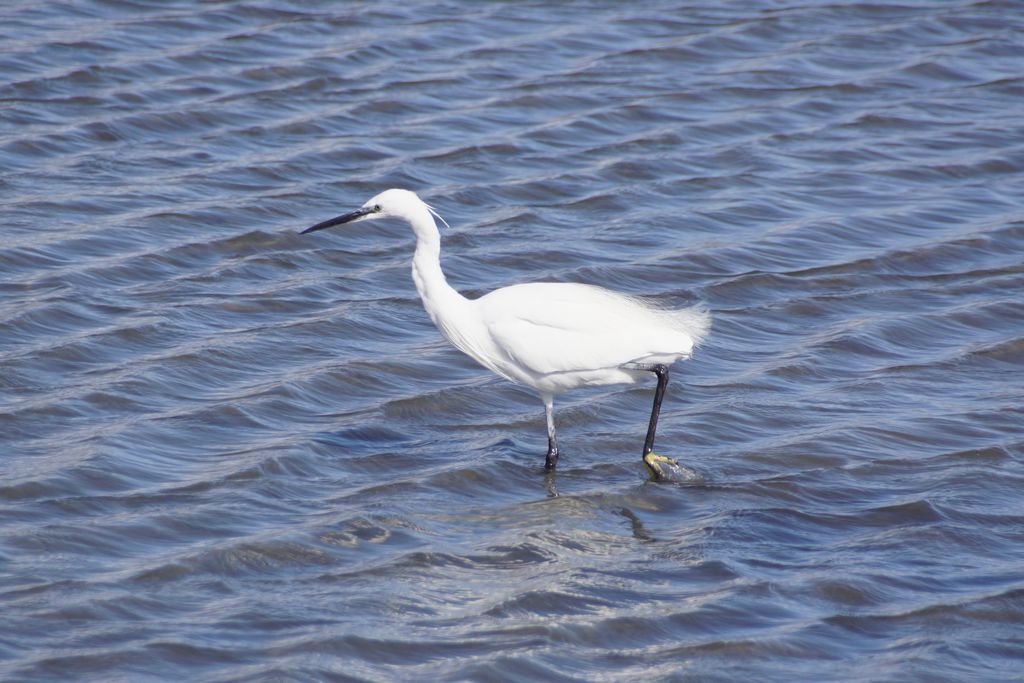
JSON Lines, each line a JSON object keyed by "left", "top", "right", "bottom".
{"left": 643, "top": 364, "right": 669, "bottom": 457}
{"left": 543, "top": 394, "right": 559, "bottom": 470}
{"left": 546, "top": 435, "right": 559, "bottom": 470}
{"left": 623, "top": 363, "right": 679, "bottom": 479}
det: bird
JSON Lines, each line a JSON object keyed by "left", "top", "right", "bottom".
{"left": 301, "top": 189, "right": 710, "bottom": 479}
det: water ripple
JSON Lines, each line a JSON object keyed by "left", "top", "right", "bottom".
{"left": 2, "top": 1, "right": 1023, "bottom": 680}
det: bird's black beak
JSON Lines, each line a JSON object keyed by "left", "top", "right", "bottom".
{"left": 301, "top": 205, "right": 378, "bottom": 234}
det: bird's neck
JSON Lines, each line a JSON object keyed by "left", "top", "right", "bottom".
{"left": 409, "top": 207, "right": 469, "bottom": 326}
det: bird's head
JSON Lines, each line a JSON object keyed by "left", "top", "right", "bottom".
{"left": 301, "top": 188, "right": 445, "bottom": 234}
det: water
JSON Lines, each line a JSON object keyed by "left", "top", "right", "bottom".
{"left": 2, "top": 1, "right": 1023, "bottom": 680}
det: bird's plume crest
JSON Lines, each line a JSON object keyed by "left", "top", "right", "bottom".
{"left": 426, "top": 204, "right": 450, "bottom": 230}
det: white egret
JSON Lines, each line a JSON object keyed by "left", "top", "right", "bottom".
{"left": 302, "top": 189, "right": 709, "bottom": 478}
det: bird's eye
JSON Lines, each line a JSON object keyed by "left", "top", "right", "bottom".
{"left": 373, "top": 204, "right": 382, "bottom": 212}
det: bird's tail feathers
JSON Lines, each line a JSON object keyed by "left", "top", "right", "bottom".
{"left": 667, "top": 305, "right": 711, "bottom": 348}
{"left": 589, "top": 285, "right": 711, "bottom": 349}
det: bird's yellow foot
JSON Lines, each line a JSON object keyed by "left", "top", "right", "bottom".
{"left": 643, "top": 452, "right": 679, "bottom": 479}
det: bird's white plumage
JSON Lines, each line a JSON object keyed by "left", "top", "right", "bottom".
{"left": 476, "top": 282, "right": 708, "bottom": 393}
{"left": 321, "top": 188, "right": 709, "bottom": 394}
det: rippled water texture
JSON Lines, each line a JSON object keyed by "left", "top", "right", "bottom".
{"left": 3, "top": 1, "right": 1024, "bottom": 680}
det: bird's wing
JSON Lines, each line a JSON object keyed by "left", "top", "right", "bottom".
{"left": 478, "top": 283, "right": 695, "bottom": 377}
